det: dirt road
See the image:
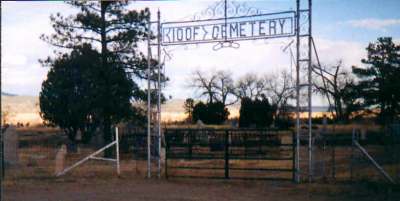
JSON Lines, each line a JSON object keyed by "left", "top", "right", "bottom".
{"left": 4, "top": 177, "right": 396, "bottom": 201}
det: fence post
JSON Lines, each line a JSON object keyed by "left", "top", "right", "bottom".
{"left": 165, "top": 130, "right": 169, "bottom": 179}
{"left": 350, "top": 128, "right": 355, "bottom": 182}
{"left": 224, "top": 130, "right": 230, "bottom": 179}
{"left": 292, "top": 131, "right": 296, "bottom": 182}
{"left": 116, "top": 127, "right": 120, "bottom": 176}
{"left": 188, "top": 130, "right": 193, "bottom": 159}
{"left": 332, "top": 141, "right": 336, "bottom": 181}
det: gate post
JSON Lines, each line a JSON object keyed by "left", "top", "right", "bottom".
{"left": 292, "top": 131, "right": 296, "bottom": 182}
{"left": 332, "top": 142, "right": 336, "bottom": 180}
{"left": 165, "top": 129, "right": 169, "bottom": 179}
{"left": 224, "top": 130, "right": 230, "bottom": 179}
{"left": 188, "top": 130, "right": 193, "bottom": 159}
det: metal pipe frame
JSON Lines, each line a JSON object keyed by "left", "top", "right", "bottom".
{"left": 56, "top": 127, "right": 120, "bottom": 177}
{"left": 295, "top": 0, "right": 301, "bottom": 183}
{"left": 157, "top": 10, "right": 162, "bottom": 179}
{"left": 147, "top": 15, "right": 152, "bottom": 179}
{"left": 307, "top": 0, "right": 313, "bottom": 183}
{"left": 145, "top": 0, "right": 313, "bottom": 183}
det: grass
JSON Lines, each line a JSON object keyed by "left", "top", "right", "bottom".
{"left": 7, "top": 126, "right": 399, "bottom": 184}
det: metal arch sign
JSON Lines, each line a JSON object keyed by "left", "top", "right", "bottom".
{"left": 161, "top": 11, "right": 295, "bottom": 46}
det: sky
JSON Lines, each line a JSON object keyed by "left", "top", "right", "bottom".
{"left": 2, "top": 0, "right": 400, "bottom": 106}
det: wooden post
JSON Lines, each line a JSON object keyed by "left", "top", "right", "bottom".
{"left": 224, "top": 130, "right": 230, "bottom": 179}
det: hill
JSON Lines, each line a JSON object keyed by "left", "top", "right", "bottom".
{"left": 0, "top": 96, "right": 241, "bottom": 125}
{"left": 1, "top": 95, "right": 42, "bottom": 125}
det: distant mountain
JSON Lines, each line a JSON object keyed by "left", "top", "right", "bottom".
{"left": 1, "top": 92, "right": 17, "bottom": 96}
{"left": 1, "top": 94, "right": 330, "bottom": 125}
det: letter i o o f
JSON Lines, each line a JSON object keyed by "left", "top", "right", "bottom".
{"left": 176, "top": 28, "right": 183, "bottom": 41}
{"left": 185, "top": 27, "right": 192, "bottom": 41}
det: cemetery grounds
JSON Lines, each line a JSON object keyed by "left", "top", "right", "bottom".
{"left": 3, "top": 126, "right": 400, "bottom": 201}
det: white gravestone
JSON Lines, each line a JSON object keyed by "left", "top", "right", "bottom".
{"left": 54, "top": 144, "right": 67, "bottom": 175}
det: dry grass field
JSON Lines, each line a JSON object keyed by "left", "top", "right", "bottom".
{"left": 3, "top": 126, "right": 400, "bottom": 201}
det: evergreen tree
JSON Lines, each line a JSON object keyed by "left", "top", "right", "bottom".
{"left": 40, "top": 44, "right": 136, "bottom": 143}
{"left": 239, "top": 97, "right": 274, "bottom": 128}
{"left": 40, "top": 2, "right": 164, "bottom": 154}
{"left": 192, "top": 101, "right": 229, "bottom": 125}
{"left": 183, "top": 98, "right": 195, "bottom": 123}
{"left": 192, "top": 102, "right": 208, "bottom": 123}
{"left": 352, "top": 37, "right": 400, "bottom": 123}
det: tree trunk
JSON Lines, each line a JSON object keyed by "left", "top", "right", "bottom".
{"left": 103, "top": 116, "right": 113, "bottom": 157}
{"left": 100, "top": 2, "right": 113, "bottom": 157}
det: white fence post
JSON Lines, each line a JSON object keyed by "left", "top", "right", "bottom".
{"left": 116, "top": 127, "right": 120, "bottom": 176}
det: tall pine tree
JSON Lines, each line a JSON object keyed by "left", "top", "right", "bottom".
{"left": 40, "top": 1, "right": 162, "bottom": 153}
{"left": 352, "top": 37, "right": 400, "bottom": 123}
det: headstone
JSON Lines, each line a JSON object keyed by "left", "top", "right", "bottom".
{"left": 360, "top": 128, "right": 367, "bottom": 140}
{"left": 322, "top": 115, "right": 327, "bottom": 133}
{"left": 75, "top": 130, "right": 82, "bottom": 141}
{"left": 4, "top": 126, "right": 18, "bottom": 166}
{"left": 66, "top": 141, "right": 78, "bottom": 153}
{"left": 196, "top": 120, "right": 204, "bottom": 127}
{"left": 93, "top": 130, "right": 104, "bottom": 149}
{"left": 54, "top": 144, "right": 67, "bottom": 175}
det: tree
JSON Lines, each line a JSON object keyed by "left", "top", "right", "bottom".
{"left": 206, "top": 101, "right": 230, "bottom": 124}
{"left": 40, "top": 44, "right": 136, "bottom": 143}
{"left": 235, "top": 73, "right": 267, "bottom": 100}
{"left": 264, "top": 70, "right": 295, "bottom": 121}
{"left": 239, "top": 96, "right": 273, "bottom": 128}
{"left": 40, "top": 2, "right": 159, "bottom": 154}
{"left": 183, "top": 98, "right": 195, "bottom": 123}
{"left": 214, "top": 71, "right": 237, "bottom": 106}
{"left": 189, "top": 70, "right": 218, "bottom": 104}
{"left": 192, "top": 101, "right": 229, "bottom": 125}
{"left": 189, "top": 70, "right": 236, "bottom": 106}
{"left": 352, "top": 37, "right": 400, "bottom": 123}
{"left": 341, "top": 82, "right": 362, "bottom": 121}
{"left": 313, "top": 61, "right": 355, "bottom": 122}
{"left": 192, "top": 101, "right": 208, "bottom": 123}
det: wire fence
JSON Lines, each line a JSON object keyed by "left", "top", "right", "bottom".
{"left": 2, "top": 124, "right": 399, "bottom": 184}
{"left": 312, "top": 125, "right": 400, "bottom": 184}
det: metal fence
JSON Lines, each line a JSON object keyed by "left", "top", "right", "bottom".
{"left": 164, "top": 128, "right": 295, "bottom": 181}
{"left": 312, "top": 126, "right": 400, "bottom": 184}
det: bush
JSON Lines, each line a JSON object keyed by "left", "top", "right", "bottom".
{"left": 239, "top": 97, "right": 273, "bottom": 128}
{"left": 192, "top": 101, "right": 229, "bottom": 125}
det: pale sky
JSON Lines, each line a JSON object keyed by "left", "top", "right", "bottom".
{"left": 2, "top": 0, "right": 400, "bottom": 106}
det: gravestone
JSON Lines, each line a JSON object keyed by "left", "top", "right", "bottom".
{"left": 196, "top": 120, "right": 204, "bottom": 127}
{"left": 4, "top": 126, "right": 18, "bottom": 167}
{"left": 54, "top": 144, "right": 67, "bottom": 175}
{"left": 66, "top": 141, "right": 78, "bottom": 153}
{"left": 92, "top": 129, "right": 104, "bottom": 149}
{"left": 360, "top": 128, "right": 367, "bottom": 140}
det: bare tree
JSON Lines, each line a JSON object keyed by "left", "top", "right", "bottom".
{"left": 189, "top": 70, "right": 218, "bottom": 104}
{"left": 235, "top": 73, "right": 267, "bottom": 100}
{"left": 312, "top": 60, "right": 354, "bottom": 121}
{"left": 214, "top": 71, "right": 237, "bottom": 106}
{"left": 265, "top": 70, "right": 295, "bottom": 117}
{"left": 189, "top": 70, "right": 237, "bottom": 106}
